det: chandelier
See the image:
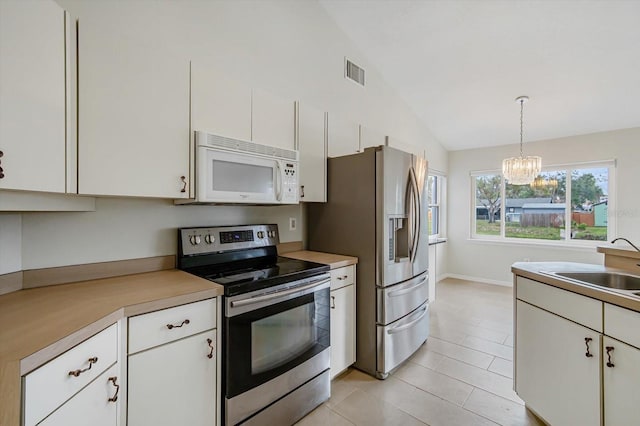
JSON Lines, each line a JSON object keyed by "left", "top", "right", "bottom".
{"left": 531, "top": 176, "right": 558, "bottom": 190}
{"left": 502, "top": 96, "right": 541, "bottom": 185}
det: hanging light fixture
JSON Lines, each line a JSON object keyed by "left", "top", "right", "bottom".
{"left": 502, "top": 96, "right": 541, "bottom": 185}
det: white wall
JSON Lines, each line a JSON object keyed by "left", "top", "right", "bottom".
{"left": 3, "top": 0, "right": 447, "bottom": 271}
{"left": 21, "top": 199, "right": 302, "bottom": 269}
{"left": 0, "top": 214, "right": 21, "bottom": 274}
{"left": 447, "top": 127, "right": 640, "bottom": 285}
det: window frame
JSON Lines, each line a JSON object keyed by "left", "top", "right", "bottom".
{"left": 427, "top": 172, "right": 446, "bottom": 241}
{"left": 470, "top": 160, "right": 616, "bottom": 246}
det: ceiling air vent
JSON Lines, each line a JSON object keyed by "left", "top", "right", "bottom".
{"left": 345, "top": 58, "right": 365, "bottom": 86}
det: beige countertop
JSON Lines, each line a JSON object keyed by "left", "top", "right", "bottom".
{"left": 512, "top": 261, "right": 640, "bottom": 313}
{"left": 0, "top": 269, "right": 222, "bottom": 426}
{"left": 282, "top": 250, "right": 358, "bottom": 269}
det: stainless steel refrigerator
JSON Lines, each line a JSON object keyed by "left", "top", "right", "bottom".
{"left": 308, "top": 145, "right": 429, "bottom": 379}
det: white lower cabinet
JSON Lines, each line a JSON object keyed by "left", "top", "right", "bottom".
{"left": 40, "top": 363, "right": 120, "bottom": 426}
{"left": 516, "top": 300, "right": 600, "bottom": 426}
{"left": 22, "top": 324, "right": 119, "bottom": 426}
{"left": 329, "top": 265, "right": 356, "bottom": 379}
{"left": 128, "top": 330, "right": 217, "bottom": 426}
{"left": 602, "top": 336, "right": 640, "bottom": 425}
{"left": 515, "top": 275, "right": 640, "bottom": 425}
{"left": 127, "top": 298, "right": 218, "bottom": 426}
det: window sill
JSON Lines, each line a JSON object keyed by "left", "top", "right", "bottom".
{"left": 466, "top": 237, "right": 601, "bottom": 252}
{"left": 429, "top": 237, "right": 447, "bottom": 246}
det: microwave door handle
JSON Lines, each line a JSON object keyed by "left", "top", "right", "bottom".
{"left": 275, "top": 162, "right": 283, "bottom": 201}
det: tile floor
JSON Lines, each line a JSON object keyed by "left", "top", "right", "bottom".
{"left": 297, "top": 278, "right": 545, "bottom": 426}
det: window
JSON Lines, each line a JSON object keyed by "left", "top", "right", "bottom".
{"left": 427, "top": 174, "right": 445, "bottom": 238}
{"left": 472, "top": 161, "right": 613, "bottom": 243}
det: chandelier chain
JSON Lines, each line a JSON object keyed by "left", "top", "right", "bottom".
{"left": 519, "top": 98, "right": 524, "bottom": 157}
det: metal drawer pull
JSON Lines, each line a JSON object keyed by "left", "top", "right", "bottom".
{"left": 388, "top": 276, "right": 428, "bottom": 297}
{"left": 207, "top": 338, "right": 215, "bottom": 359}
{"left": 387, "top": 306, "right": 428, "bottom": 335}
{"left": 68, "top": 357, "right": 98, "bottom": 377}
{"left": 584, "top": 337, "right": 594, "bottom": 358}
{"left": 166, "top": 319, "right": 190, "bottom": 329}
{"left": 108, "top": 376, "right": 120, "bottom": 402}
{"left": 337, "top": 275, "right": 348, "bottom": 280}
{"left": 330, "top": 296, "right": 336, "bottom": 309}
{"left": 606, "top": 346, "right": 615, "bottom": 367}
{"left": 180, "top": 176, "right": 187, "bottom": 193}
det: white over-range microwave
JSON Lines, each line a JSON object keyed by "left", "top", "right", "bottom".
{"left": 190, "top": 131, "right": 299, "bottom": 204}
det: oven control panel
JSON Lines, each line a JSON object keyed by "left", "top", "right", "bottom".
{"left": 179, "top": 224, "right": 279, "bottom": 256}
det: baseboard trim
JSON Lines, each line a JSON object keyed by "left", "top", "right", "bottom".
{"left": 22, "top": 255, "right": 176, "bottom": 289}
{"left": 0, "top": 271, "right": 23, "bottom": 295}
{"left": 441, "top": 273, "right": 512, "bottom": 287}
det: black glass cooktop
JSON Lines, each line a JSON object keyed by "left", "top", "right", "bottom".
{"left": 187, "top": 256, "right": 329, "bottom": 297}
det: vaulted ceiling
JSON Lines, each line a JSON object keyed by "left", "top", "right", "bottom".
{"left": 319, "top": 0, "right": 640, "bottom": 151}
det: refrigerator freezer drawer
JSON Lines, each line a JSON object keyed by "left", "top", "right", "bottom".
{"left": 376, "top": 301, "right": 430, "bottom": 378}
{"left": 377, "top": 271, "right": 429, "bottom": 325}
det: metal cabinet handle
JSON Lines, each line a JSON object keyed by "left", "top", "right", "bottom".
{"left": 180, "top": 176, "right": 187, "bottom": 193}
{"left": 0, "top": 150, "right": 4, "bottom": 179}
{"left": 108, "top": 376, "right": 120, "bottom": 402}
{"left": 584, "top": 337, "right": 594, "bottom": 358}
{"left": 207, "top": 338, "right": 215, "bottom": 359}
{"left": 606, "top": 346, "right": 615, "bottom": 367}
{"left": 68, "top": 357, "right": 98, "bottom": 377}
{"left": 166, "top": 319, "right": 190, "bottom": 329}
{"left": 337, "top": 275, "right": 348, "bottom": 280}
{"left": 330, "top": 296, "right": 336, "bottom": 309}
{"left": 300, "top": 185, "right": 305, "bottom": 198}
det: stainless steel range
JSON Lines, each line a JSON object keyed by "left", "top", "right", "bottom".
{"left": 177, "top": 224, "right": 330, "bottom": 426}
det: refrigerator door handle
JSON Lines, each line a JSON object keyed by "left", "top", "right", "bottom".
{"left": 408, "top": 166, "right": 421, "bottom": 263}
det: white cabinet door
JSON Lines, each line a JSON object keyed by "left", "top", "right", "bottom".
{"left": 327, "top": 114, "right": 360, "bottom": 158}
{"left": 516, "top": 300, "right": 600, "bottom": 426}
{"left": 40, "top": 363, "right": 119, "bottom": 426}
{"left": 603, "top": 336, "right": 640, "bottom": 426}
{"left": 252, "top": 88, "right": 295, "bottom": 151}
{"left": 296, "top": 102, "right": 326, "bottom": 202}
{"left": 0, "top": 0, "right": 67, "bottom": 193}
{"left": 359, "top": 125, "right": 386, "bottom": 150}
{"left": 128, "top": 329, "right": 216, "bottom": 426}
{"left": 77, "top": 14, "right": 190, "bottom": 198}
{"left": 330, "top": 284, "right": 355, "bottom": 379}
{"left": 191, "top": 62, "right": 252, "bottom": 141}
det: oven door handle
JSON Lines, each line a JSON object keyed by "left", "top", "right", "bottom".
{"left": 230, "top": 278, "right": 331, "bottom": 308}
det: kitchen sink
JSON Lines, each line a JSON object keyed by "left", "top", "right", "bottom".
{"left": 553, "top": 271, "right": 640, "bottom": 291}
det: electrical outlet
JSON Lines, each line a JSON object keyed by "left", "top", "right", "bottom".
{"left": 289, "top": 217, "right": 297, "bottom": 231}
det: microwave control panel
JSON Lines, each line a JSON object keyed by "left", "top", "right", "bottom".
{"left": 281, "top": 161, "right": 298, "bottom": 203}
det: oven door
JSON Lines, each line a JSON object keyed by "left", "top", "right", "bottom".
{"left": 224, "top": 274, "right": 331, "bottom": 421}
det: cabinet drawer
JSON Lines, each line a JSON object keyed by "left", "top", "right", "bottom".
{"left": 516, "top": 276, "right": 602, "bottom": 332}
{"left": 128, "top": 298, "right": 216, "bottom": 354}
{"left": 331, "top": 265, "right": 355, "bottom": 291}
{"left": 23, "top": 323, "right": 118, "bottom": 426}
{"left": 604, "top": 303, "right": 640, "bottom": 348}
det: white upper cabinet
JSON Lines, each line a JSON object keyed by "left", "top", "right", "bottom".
{"left": 77, "top": 13, "right": 190, "bottom": 198}
{"left": 252, "top": 88, "right": 295, "bottom": 151}
{"left": 386, "top": 136, "right": 425, "bottom": 158}
{"left": 191, "top": 63, "right": 252, "bottom": 142}
{"left": 327, "top": 113, "right": 360, "bottom": 158}
{"left": 0, "top": 0, "right": 68, "bottom": 193}
{"left": 359, "top": 125, "right": 386, "bottom": 151}
{"left": 295, "top": 102, "right": 326, "bottom": 202}
{"left": 191, "top": 64, "right": 294, "bottom": 151}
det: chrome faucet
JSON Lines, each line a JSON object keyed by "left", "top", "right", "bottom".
{"left": 610, "top": 237, "right": 640, "bottom": 252}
